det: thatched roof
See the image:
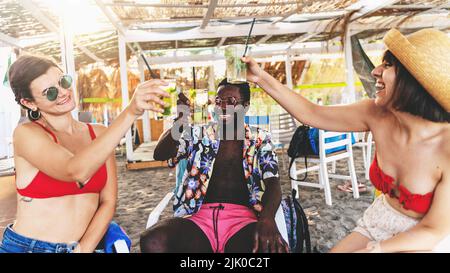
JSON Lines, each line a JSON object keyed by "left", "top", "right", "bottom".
{"left": 0, "top": 0, "right": 50, "bottom": 38}
{"left": 0, "top": 0, "right": 447, "bottom": 68}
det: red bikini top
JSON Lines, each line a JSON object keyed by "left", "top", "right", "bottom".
{"left": 17, "top": 122, "right": 107, "bottom": 199}
{"left": 369, "top": 152, "right": 434, "bottom": 214}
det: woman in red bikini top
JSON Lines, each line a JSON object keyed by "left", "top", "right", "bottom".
{"left": 242, "top": 28, "right": 450, "bottom": 253}
{"left": 1, "top": 55, "right": 169, "bottom": 253}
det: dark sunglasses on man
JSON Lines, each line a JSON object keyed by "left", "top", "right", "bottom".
{"left": 42, "top": 75, "right": 73, "bottom": 101}
{"left": 214, "top": 96, "right": 247, "bottom": 107}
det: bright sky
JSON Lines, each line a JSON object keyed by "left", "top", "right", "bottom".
{"left": 37, "top": 0, "right": 112, "bottom": 35}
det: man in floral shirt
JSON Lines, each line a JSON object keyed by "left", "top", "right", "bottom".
{"left": 141, "top": 79, "right": 288, "bottom": 253}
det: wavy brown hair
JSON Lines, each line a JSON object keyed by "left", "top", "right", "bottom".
{"left": 383, "top": 50, "right": 449, "bottom": 123}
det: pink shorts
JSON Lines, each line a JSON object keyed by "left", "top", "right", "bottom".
{"left": 187, "top": 203, "right": 257, "bottom": 253}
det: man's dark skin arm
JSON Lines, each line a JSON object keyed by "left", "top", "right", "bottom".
{"left": 153, "top": 128, "right": 178, "bottom": 161}
{"left": 153, "top": 93, "right": 190, "bottom": 161}
{"left": 253, "top": 176, "right": 290, "bottom": 253}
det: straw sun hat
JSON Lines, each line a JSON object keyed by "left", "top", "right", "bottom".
{"left": 383, "top": 28, "right": 450, "bottom": 112}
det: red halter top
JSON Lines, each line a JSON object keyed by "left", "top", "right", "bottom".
{"left": 17, "top": 122, "right": 107, "bottom": 198}
{"left": 369, "top": 152, "right": 434, "bottom": 214}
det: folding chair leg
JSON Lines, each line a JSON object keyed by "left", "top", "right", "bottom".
{"left": 331, "top": 161, "right": 336, "bottom": 174}
{"left": 362, "top": 146, "right": 367, "bottom": 174}
{"left": 320, "top": 162, "right": 332, "bottom": 206}
{"left": 318, "top": 164, "right": 324, "bottom": 186}
{"left": 348, "top": 157, "right": 360, "bottom": 199}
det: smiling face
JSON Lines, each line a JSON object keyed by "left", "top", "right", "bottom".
{"left": 214, "top": 85, "right": 249, "bottom": 126}
{"left": 21, "top": 66, "right": 76, "bottom": 116}
{"left": 371, "top": 55, "right": 397, "bottom": 109}
{"left": 370, "top": 50, "right": 449, "bottom": 123}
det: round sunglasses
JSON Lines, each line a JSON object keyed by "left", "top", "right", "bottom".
{"left": 41, "top": 75, "right": 73, "bottom": 101}
{"left": 214, "top": 96, "right": 247, "bottom": 107}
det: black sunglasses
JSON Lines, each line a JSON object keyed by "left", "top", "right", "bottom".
{"left": 42, "top": 75, "right": 73, "bottom": 101}
{"left": 215, "top": 96, "right": 247, "bottom": 107}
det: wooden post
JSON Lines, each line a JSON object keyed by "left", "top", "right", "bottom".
{"left": 59, "top": 13, "right": 78, "bottom": 120}
{"left": 118, "top": 35, "right": 134, "bottom": 162}
{"left": 343, "top": 27, "right": 356, "bottom": 104}
{"left": 138, "top": 58, "right": 151, "bottom": 143}
{"left": 285, "top": 51, "right": 293, "bottom": 89}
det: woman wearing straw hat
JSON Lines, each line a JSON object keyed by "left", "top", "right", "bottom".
{"left": 242, "top": 28, "right": 450, "bottom": 253}
{"left": 0, "top": 55, "right": 168, "bottom": 253}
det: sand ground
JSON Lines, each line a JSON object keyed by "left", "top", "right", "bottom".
{"left": 0, "top": 147, "right": 374, "bottom": 253}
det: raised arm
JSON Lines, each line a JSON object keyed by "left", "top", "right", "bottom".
{"left": 242, "top": 56, "right": 379, "bottom": 132}
{"left": 153, "top": 128, "right": 179, "bottom": 161}
{"left": 154, "top": 92, "right": 191, "bottom": 161}
{"left": 14, "top": 79, "right": 169, "bottom": 183}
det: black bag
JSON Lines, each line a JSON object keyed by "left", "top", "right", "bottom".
{"left": 287, "top": 125, "right": 314, "bottom": 181}
{"left": 281, "top": 189, "right": 311, "bottom": 253}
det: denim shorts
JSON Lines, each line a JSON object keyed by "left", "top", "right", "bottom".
{"left": 0, "top": 224, "right": 78, "bottom": 253}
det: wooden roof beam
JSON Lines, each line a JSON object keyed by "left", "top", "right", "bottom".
{"left": 256, "top": 35, "right": 273, "bottom": 45}
{"left": 124, "top": 14, "right": 448, "bottom": 43}
{"left": 387, "top": 4, "right": 450, "bottom": 10}
{"left": 95, "top": 0, "right": 138, "bottom": 56}
{"left": 105, "top": 1, "right": 298, "bottom": 8}
{"left": 402, "top": 1, "right": 450, "bottom": 19}
{"left": 287, "top": 33, "right": 318, "bottom": 49}
{"left": 347, "top": 0, "right": 402, "bottom": 22}
{"left": 125, "top": 20, "right": 332, "bottom": 42}
{"left": 0, "top": 32, "right": 22, "bottom": 48}
{"left": 217, "top": 37, "right": 226, "bottom": 47}
{"left": 200, "top": 0, "right": 218, "bottom": 29}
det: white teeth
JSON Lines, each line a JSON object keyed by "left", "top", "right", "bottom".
{"left": 375, "top": 83, "right": 385, "bottom": 91}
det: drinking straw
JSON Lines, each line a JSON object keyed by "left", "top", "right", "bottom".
{"left": 140, "top": 53, "right": 159, "bottom": 79}
{"left": 192, "top": 67, "right": 196, "bottom": 89}
{"left": 140, "top": 53, "right": 162, "bottom": 119}
{"left": 243, "top": 18, "right": 256, "bottom": 57}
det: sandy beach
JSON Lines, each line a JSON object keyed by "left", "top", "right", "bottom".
{"left": 0, "top": 147, "right": 374, "bottom": 253}
{"left": 113, "top": 147, "right": 374, "bottom": 253}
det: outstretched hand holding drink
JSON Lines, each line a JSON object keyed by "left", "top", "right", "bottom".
{"left": 241, "top": 56, "right": 267, "bottom": 84}
{"left": 127, "top": 79, "right": 170, "bottom": 117}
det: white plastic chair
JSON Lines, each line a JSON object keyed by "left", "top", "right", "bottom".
{"left": 290, "top": 130, "right": 359, "bottom": 206}
{"left": 0, "top": 137, "right": 15, "bottom": 176}
{"left": 352, "top": 131, "right": 373, "bottom": 180}
{"left": 270, "top": 112, "right": 297, "bottom": 172}
{"left": 116, "top": 137, "right": 127, "bottom": 157}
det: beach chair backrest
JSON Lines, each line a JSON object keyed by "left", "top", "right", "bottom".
{"left": 270, "top": 111, "right": 297, "bottom": 145}
{"left": 319, "top": 130, "right": 354, "bottom": 157}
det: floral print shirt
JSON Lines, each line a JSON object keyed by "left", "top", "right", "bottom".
{"left": 168, "top": 123, "right": 279, "bottom": 217}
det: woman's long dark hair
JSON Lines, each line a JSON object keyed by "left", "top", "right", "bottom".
{"left": 383, "top": 50, "right": 450, "bottom": 123}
